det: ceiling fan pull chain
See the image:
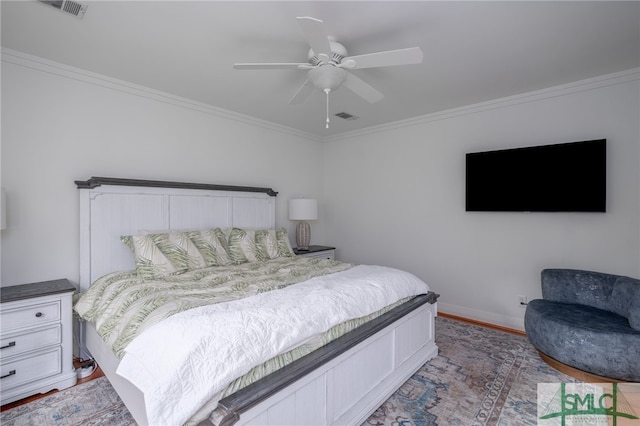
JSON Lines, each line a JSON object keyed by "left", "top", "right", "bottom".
{"left": 324, "top": 88, "right": 331, "bottom": 129}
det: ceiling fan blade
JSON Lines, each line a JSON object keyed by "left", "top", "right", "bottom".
{"left": 341, "top": 47, "right": 423, "bottom": 69}
{"left": 342, "top": 72, "right": 384, "bottom": 103}
{"left": 233, "top": 63, "right": 312, "bottom": 70}
{"left": 289, "top": 80, "right": 315, "bottom": 105}
{"left": 296, "top": 17, "right": 332, "bottom": 58}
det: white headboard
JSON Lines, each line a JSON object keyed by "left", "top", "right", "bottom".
{"left": 77, "top": 177, "right": 277, "bottom": 292}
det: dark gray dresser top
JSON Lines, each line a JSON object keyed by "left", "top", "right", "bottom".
{"left": 1, "top": 279, "right": 76, "bottom": 303}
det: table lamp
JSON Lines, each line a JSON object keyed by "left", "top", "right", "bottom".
{"left": 288, "top": 198, "right": 318, "bottom": 250}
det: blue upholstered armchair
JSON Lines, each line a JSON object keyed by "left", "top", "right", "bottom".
{"left": 525, "top": 269, "right": 640, "bottom": 381}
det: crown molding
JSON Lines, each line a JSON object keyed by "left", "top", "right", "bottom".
{"left": 324, "top": 67, "right": 640, "bottom": 143}
{"left": 1, "top": 48, "right": 323, "bottom": 143}
{"left": 3, "top": 48, "right": 637, "bottom": 144}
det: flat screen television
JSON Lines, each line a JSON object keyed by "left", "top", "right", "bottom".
{"left": 465, "top": 139, "right": 606, "bottom": 212}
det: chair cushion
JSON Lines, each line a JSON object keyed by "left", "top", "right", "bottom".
{"left": 525, "top": 299, "right": 640, "bottom": 381}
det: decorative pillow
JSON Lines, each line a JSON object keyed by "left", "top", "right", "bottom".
{"left": 122, "top": 231, "right": 209, "bottom": 279}
{"left": 158, "top": 231, "right": 209, "bottom": 270}
{"left": 187, "top": 229, "right": 232, "bottom": 266}
{"left": 255, "top": 229, "right": 280, "bottom": 260}
{"left": 121, "top": 234, "right": 188, "bottom": 280}
{"left": 227, "top": 228, "right": 259, "bottom": 264}
{"left": 275, "top": 228, "right": 295, "bottom": 257}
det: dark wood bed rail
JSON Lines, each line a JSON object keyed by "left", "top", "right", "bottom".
{"left": 75, "top": 177, "right": 278, "bottom": 197}
{"left": 207, "top": 291, "right": 440, "bottom": 426}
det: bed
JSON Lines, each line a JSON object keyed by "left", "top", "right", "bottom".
{"left": 74, "top": 177, "right": 439, "bottom": 426}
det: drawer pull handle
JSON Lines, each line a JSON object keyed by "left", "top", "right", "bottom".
{"left": 1, "top": 370, "right": 16, "bottom": 379}
{"left": 35, "top": 312, "right": 43, "bottom": 318}
{"left": 0, "top": 341, "right": 16, "bottom": 350}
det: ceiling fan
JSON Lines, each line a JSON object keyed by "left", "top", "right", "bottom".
{"left": 233, "top": 17, "right": 424, "bottom": 128}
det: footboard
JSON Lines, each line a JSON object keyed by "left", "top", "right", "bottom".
{"left": 86, "top": 294, "right": 438, "bottom": 426}
{"left": 210, "top": 294, "right": 438, "bottom": 426}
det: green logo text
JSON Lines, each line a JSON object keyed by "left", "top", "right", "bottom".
{"left": 539, "top": 383, "right": 639, "bottom": 426}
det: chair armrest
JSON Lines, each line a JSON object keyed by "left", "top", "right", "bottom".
{"left": 610, "top": 276, "right": 640, "bottom": 330}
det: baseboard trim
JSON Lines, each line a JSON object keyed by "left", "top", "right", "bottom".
{"left": 439, "top": 311, "right": 526, "bottom": 336}
{"left": 436, "top": 302, "right": 524, "bottom": 331}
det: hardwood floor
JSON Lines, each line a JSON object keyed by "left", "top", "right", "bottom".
{"left": 0, "top": 361, "right": 105, "bottom": 412}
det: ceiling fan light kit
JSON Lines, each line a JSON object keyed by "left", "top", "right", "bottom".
{"left": 308, "top": 66, "right": 348, "bottom": 128}
{"left": 233, "top": 16, "right": 424, "bottom": 129}
{"left": 308, "top": 66, "right": 347, "bottom": 91}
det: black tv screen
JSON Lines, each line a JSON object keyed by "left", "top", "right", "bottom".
{"left": 465, "top": 139, "right": 606, "bottom": 212}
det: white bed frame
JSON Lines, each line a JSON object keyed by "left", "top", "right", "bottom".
{"left": 77, "top": 177, "right": 438, "bottom": 426}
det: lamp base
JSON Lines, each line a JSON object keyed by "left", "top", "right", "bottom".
{"left": 296, "top": 221, "right": 311, "bottom": 251}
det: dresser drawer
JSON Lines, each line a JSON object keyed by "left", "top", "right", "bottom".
{"left": 0, "top": 280, "right": 76, "bottom": 405}
{"left": 0, "top": 324, "right": 61, "bottom": 358}
{"left": 300, "top": 250, "right": 335, "bottom": 260}
{"left": 0, "top": 301, "right": 61, "bottom": 332}
{"left": 0, "top": 347, "right": 62, "bottom": 390}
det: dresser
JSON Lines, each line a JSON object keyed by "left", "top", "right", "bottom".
{"left": 0, "top": 279, "right": 77, "bottom": 405}
{"left": 293, "top": 245, "right": 336, "bottom": 260}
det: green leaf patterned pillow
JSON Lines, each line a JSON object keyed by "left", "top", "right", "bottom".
{"left": 150, "top": 231, "right": 207, "bottom": 272}
{"left": 186, "top": 229, "right": 232, "bottom": 266}
{"left": 255, "top": 229, "right": 279, "bottom": 261}
{"left": 275, "top": 228, "right": 295, "bottom": 257}
{"left": 121, "top": 234, "right": 188, "bottom": 280}
{"left": 227, "top": 228, "right": 258, "bottom": 264}
{"left": 121, "top": 231, "right": 208, "bottom": 279}
{"left": 226, "top": 228, "right": 296, "bottom": 262}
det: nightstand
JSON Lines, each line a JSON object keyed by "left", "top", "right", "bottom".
{"left": 0, "top": 279, "right": 77, "bottom": 405}
{"left": 293, "top": 245, "right": 336, "bottom": 260}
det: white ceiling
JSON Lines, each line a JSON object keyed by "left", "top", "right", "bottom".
{"left": 2, "top": 1, "right": 639, "bottom": 137}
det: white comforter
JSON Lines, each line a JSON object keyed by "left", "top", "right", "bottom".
{"left": 116, "top": 264, "right": 430, "bottom": 425}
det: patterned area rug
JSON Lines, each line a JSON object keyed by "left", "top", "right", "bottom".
{"left": 365, "top": 316, "right": 577, "bottom": 426}
{"left": 1, "top": 317, "right": 574, "bottom": 426}
{"left": 0, "top": 376, "right": 135, "bottom": 426}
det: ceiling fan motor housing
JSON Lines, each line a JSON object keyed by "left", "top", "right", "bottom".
{"left": 307, "top": 40, "right": 347, "bottom": 65}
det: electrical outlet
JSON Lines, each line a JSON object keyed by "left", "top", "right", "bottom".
{"left": 518, "top": 295, "right": 528, "bottom": 308}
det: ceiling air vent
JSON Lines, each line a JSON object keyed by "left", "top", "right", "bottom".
{"left": 39, "top": 0, "right": 88, "bottom": 18}
{"left": 334, "top": 112, "right": 359, "bottom": 121}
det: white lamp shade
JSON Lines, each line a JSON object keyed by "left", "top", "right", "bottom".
{"left": 289, "top": 199, "right": 318, "bottom": 221}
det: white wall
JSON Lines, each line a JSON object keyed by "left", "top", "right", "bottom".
{"left": 0, "top": 52, "right": 324, "bottom": 286}
{"left": 2, "top": 51, "right": 638, "bottom": 333}
{"left": 322, "top": 71, "right": 640, "bottom": 330}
